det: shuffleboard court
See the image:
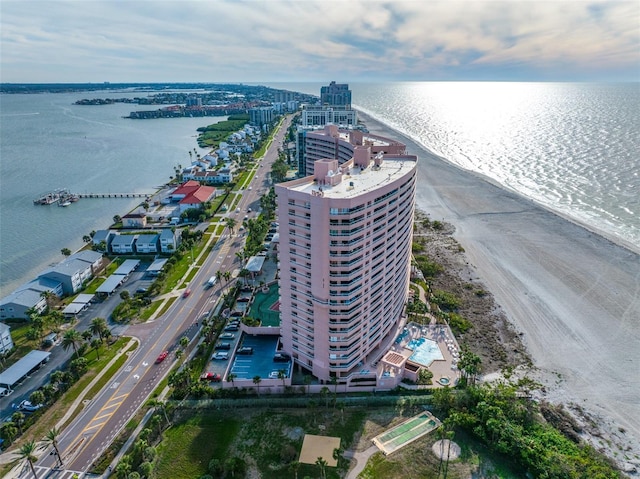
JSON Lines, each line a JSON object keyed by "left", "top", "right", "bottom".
{"left": 372, "top": 411, "right": 441, "bottom": 455}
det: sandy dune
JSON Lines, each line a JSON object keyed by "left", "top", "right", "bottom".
{"left": 361, "top": 112, "right": 640, "bottom": 459}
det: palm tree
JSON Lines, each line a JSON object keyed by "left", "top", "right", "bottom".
{"left": 277, "top": 369, "right": 286, "bottom": 389}
{"left": 91, "top": 338, "right": 102, "bottom": 359}
{"left": 18, "top": 440, "right": 39, "bottom": 479}
{"left": 223, "top": 271, "right": 232, "bottom": 292}
{"left": 320, "top": 386, "right": 330, "bottom": 410}
{"left": 44, "top": 427, "right": 63, "bottom": 467}
{"left": 62, "top": 329, "right": 82, "bottom": 358}
{"left": 90, "top": 317, "right": 108, "bottom": 341}
{"left": 82, "top": 234, "right": 92, "bottom": 243}
{"left": 288, "top": 460, "right": 300, "bottom": 479}
{"left": 304, "top": 375, "right": 312, "bottom": 395}
{"left": 252, "top": 375, "right": 262, "bottom": 396}
{"left": 179, "top": 336, "right": 189, "bottom": 349}
{"left": 315, "top": 457, "right": 328, "bottom": 479}
{"left": 40, "top": 290, "right": 57, "bottom": 310}
{"left": 12, "top": 411, "right": 25, "bottom": 435}
{"left": 227, "top": 373, "right": 236, "bottom": 388}
{"left": 61, "top": 248, "right": 71, "bottom": 257}
{"left": 225, "top": 217, "right": 237, "bottom": 234}
{"left": 148, "top": 399, "right": 171, "bottom": 427}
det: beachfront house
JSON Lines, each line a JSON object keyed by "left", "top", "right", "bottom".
{"left": 135, "top": 234, "right": 159, "bottom": 254}
{"left": 0, "top": 322, "right": 14, "bottom": 354}
{"left": 159, "top": 228, "right": 180, "bottom": 253}
{"left": 122, "top": 213, "right": 147, "bottom": 228}
{"left": 110, "top": 234, "right": 136, "bottom": 254}
{"left": 168, "top": 180, "right": 216, "bottom": 212}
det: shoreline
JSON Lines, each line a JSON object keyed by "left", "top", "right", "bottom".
{"left": 358, "top": 110, "right": 640, "bottom": 462}
{"left": 356, "top": 107, "right": 640, "bottom": 257}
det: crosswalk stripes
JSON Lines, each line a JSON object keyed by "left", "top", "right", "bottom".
{"left": 22, "top": 465, "right": 88, "bottom": 478}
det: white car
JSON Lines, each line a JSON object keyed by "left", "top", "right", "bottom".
{"left": 212, "top": 352, "right": 229, "bottom": 360}
{"left": 18, "top": 400, "right": 43, "bottom": 412}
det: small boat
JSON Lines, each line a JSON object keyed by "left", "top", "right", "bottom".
{"left": 59, "top": 201, "right": 71, "bottom": 207}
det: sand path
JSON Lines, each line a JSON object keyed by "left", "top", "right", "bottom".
{"left": 361, "top": 112, "right": 640, "bottom": 456}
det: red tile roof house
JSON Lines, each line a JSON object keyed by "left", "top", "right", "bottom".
{"left": 170, "top": 181, "right": 216, "bottom": 212}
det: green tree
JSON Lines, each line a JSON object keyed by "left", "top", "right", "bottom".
{"left": 320, "top": 386, "right": 330, "bottom": 410}
{"left": 82, "top": 234, "right": 92, "bottom": 243}
{"left": 113, "top": 214, "right": 122, "bottom": 225}
{"left": 29, "top": 390, "right": 45, "bottom": 407}
{"left": 458, "top": 346, "right": 482, "bottom": 386}
{"left": 62, "top": 329, "right": 83, "bottom": 358}
{"left": 61, "top": 248, "right": 71, "bottom": 257}
{"left": 12, "top": 411, "right": 25, "bottom": 435}
{"left": 252, "top": 375, "right": 262, "bottom": 395}
{"left": 44, "top": 427, "right": 64, "bottom": 468}
{"left": 315, "top": 457, "right": 328, "bottom": 479}
{"left": 91, "top": 338, "right": 102, "bottom": 359}
{"left": 90, "top": 317, "right": 108, "bottom": 341}
{"left": 69, "top": 357, "right": 88, "bottom": 378}
{"left": 0, "top": 422, "right": 18, "bottom": 445}
{"left": 225, "top": 217, "right": 237, "bottom": 234}
{"left": 18, "top": 440, "right": 39, "bottom": 479}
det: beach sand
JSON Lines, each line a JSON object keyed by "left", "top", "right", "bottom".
{"left": 360, "top": 111, "right": 640, "bottom": 462}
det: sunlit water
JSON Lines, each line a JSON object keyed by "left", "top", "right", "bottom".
{"left": 273, "top": 82, "right": 640, "bottom": 250}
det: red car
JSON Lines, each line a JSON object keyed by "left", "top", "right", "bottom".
{"left": 200, "top": 372, "right": 221, "bottom": 382}
{"left": 183, "top": 288, "right": 191, "bottom": 298}
{"left": 155, "top": 351, "right": 169, "bottom": 364}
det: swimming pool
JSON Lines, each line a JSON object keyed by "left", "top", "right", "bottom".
{"left": 408, "top": 338, "right": 444, "bottom": 366}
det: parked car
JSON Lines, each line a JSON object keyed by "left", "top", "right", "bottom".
{"left": 224, "top": 325, "right": 239, "bottom": 332}
{"left": 212, "top": 352, "right": 229, "bottom": 360}
{"left": 200, "top": 372, "right": 222, "bottom": 382}
{"left": 215, "top": 342, "right": 231, "bottom": 350}
{"left": 219, "top": 333, "right": 235, "bottom": 340}
{"left": 182, "top": 288, "right": 191, "bottom": 298}
{"left": 237, "top": 347, "right": 253, "bottom": 355}
{"left": 155, "top": 351, "right": 169, "bottom": 363}
{"left": 136, "top": 288, "right": 147, "bottom": 294}
{"left": 18, "top": 400, "right": 43, "bottom": 412}
{"left": 273, "top": 353, "right": 291, "bottom": 362}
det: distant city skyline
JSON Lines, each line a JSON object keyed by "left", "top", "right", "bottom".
{"left": 1, "top": 0, "right": 638, "bottom": 83}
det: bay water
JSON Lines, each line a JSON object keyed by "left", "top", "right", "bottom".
{"left": 0, "top": 91, "right": 214, "bottom": 295}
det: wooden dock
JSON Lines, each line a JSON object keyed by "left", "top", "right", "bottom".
{"left": 77, "top": 193, "right": 155, "bottom": 199}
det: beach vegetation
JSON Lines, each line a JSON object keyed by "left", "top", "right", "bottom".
{"left": 414, "top": 254, "right": 444, "bottom": 277}
{"left": 431, "top": 290, "right": 462, "bottom": 311}
{"left": 432, "top": 379, "right": 621, "bottom": 478}
{"left": 444, "top": 312, "right": 472, "bottom": 335}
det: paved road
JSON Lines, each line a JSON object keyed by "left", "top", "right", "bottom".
{"left": 27, "top": 114, "right": 294, "bottom": 477}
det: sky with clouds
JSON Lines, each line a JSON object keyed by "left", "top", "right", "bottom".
{"left": 1, "top": 0, "right": 638, "bottom": 83}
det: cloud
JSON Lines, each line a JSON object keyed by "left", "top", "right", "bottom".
{"left": 1, "top": 0, "right": 638, "bottom": 82}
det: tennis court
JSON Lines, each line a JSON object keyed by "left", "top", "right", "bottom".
{"left": 372, "top": 411, "right": 441, "bottom": 455}
{"left": 248, "top": 282, "right": 281, "bottom": 327}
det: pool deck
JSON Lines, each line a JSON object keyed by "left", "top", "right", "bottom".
{"left": 382, "top": 321, "right": 461, "bottom": 387}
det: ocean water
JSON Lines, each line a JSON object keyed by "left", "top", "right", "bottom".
{"left": 271, "top": 82, "right": 640, "bottom": 251}
{"left": 1, "top": 83, "right": 639, "bottom": 296}
{"left": 0, "top": 91, "right": 215, "bottom": 295}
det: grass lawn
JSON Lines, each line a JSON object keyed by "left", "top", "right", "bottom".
{"left": 154, "top": 415, "right": 240, "bottom": 479}
{"left": 152, "top": 407, "right": 365, "bottom": 479}
{"left": 139, "top": 299, "right": 163, "bottom": 321}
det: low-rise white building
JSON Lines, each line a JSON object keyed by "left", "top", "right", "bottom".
{"left": 0, "top": 322, "right": 14, "bottom": 355}
{"left": 135, "top": 234, "right": 159, "bottom": 254}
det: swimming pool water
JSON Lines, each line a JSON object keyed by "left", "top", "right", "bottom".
{"left": 409, "top": 338, "right": 444, "bottom": 366}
